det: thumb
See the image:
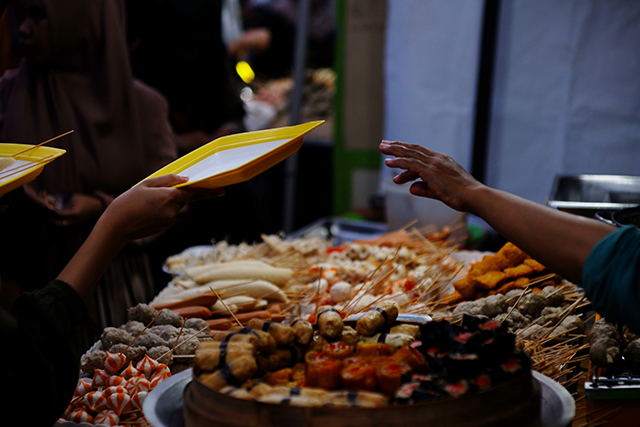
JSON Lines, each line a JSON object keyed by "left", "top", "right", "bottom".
{"left": 137, "top": 174, "right": 189, "bottom": 188}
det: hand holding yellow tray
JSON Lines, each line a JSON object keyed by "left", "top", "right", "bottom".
{"left": 0, "top": 144, "right": 67, "bottom": 197}
{"left": 140, "top": 121, "right": 325, "bottom": 189}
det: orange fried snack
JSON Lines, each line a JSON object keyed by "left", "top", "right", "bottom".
{"left": 491, "top": 277, "right": 530, "bottom": 295}
{"left": 474, "top": 270, "right": 507, "bottom": 290}
{"left": 503, "top": 263, "right": 533, "bottom": 280}
{"left": 467, "top": 255, "right": 501, "bottom": 278}
{"left": 452, "top": 277, "right": 478, "bottom": 299}
{"left": 523, "top": 258, "right": 546, "bottom": 273}
{"left": 494, "top": 242, "right": 529, "bottom": 269}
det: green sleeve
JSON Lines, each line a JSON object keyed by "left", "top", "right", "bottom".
{"left": 582, "top": 225, "right": 640, "bottom": 332}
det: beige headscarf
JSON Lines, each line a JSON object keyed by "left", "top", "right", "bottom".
{"left": 0, "top": 0, "right": 177, "bottom": 196}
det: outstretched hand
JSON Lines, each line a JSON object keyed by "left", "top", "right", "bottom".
{"left": 98, "top": 174, "right": 224, "bottom": 243}
{"left": 379, "top": 140, "right": 484, "bottom": 212}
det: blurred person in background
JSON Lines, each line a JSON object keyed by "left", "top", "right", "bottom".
{"left": 230, "top": 0, "right": 336, "bottom": 80}
{"left": 125, "top": 0, "right": 284, "bottom": 280}
{"left": 0, "top": 0, "right": 178, "bottom": 346}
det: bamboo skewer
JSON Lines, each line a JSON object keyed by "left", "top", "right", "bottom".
{"left": 10, "top": 130, "right": 74, "bottom": 157}
{"left": 211, "top": 287, "right": 243, "bottom": 326}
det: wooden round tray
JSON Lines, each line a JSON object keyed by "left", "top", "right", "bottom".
{"left": 183, "top": 369, "right": 541, "bottom": 427}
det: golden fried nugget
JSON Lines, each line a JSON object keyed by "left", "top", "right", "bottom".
{"left": 452, "top": 277, "right": 477, "bottom": 299}
{"left": 468, "top": 255, "right": 501, "bottom": 278}
{"left": 443, "top": 289, "right": 466, "bottom": 305}
{"left": 503, "top": 263, "right": 533, "bottom": 280}
{"left": 523, "top": 258, "right": 547, "bottom": 273}
{"left": 474, "top": 270, "right": 507, "bottom": 289}
{"left": 491, "top": 277, "right": 530, "bottom": 295}
{"left": 495, "top": 242, "right": 529, "bottom": 269}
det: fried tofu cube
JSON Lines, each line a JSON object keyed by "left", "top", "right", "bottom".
{"left": 523, "top": 258, "right": 546, "bottom": 273}
{"left": 474, "top": 270, "right": 507, "bottom": 289}
{"left": 495, "top": 242, "right": 529, "bottom": 269}
{"left": 468, "top": 255, "right": 502, "bottom": 277}
{"left": 503, "top": 263, "right": 533, "bottom": 280}
{"left": 452, "top": 277, "right": 477, "bottom": 299}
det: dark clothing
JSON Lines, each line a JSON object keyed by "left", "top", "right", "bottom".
{"left": 1, "top": 280, "right": 88, "bottom": 426}
{"left": 127, "top": 0, "right": 245, "bottom": 139}
{"left": 583, "top": 225, "right": 640, "bottom": 333}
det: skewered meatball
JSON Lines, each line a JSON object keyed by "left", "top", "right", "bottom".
{"left": 127, "top": 303, "right": 158, "bottom": 325}
{"left": 101, "top": 327, "right": 134, "bottom": 349}
{"left": 590, "top": 338, "right": 621, "bottom": 367}
{"left": 535, "top": 306, "right": 563, "bottom": 327}
{"left": 518, "top": 293, "right": 548, "bottom": 317}
{"left": 540, "top": 286, "right": 565, "bottom": 307}
{"left": 504, "top": 289, "right": 524, "bottom": 307}
{"left": 556, "top": 315, "right": 585, "bottom": 335}
{"left": 589, "top": 319, "right": 620, "bottom": 344}
{"left": 108, "top": 343, "right": 147, "bottom": 366}
{"left": 136, "top": 332, "right": 168, "bottom": 349}
{"left": 495, "top": 309, "right": 528, "bottom": 330}
{"left": 185, "top": 317, "right": 211, "bottom": 333}
{"left": 452, "top": 300, "right": 484, "bottom": 317}
{"left": 480, "top": 294, "right": 507, "bottom": 318}
{"left": 154, "top": 309, "right": 184, "bottom": 327}
{"left": 122, "top": 320, "right": 146, "bottom": 336}
{"left": 148, "top": 345, "right": 172, "bottom": 364}
{"left": 81, "top": 349, "right": 107, "bottom": 374}
{"left": 623, "top": 339, "right": 640, "bottom": 365}
{"left": 174, "top": 336, "right": 200, "bottom": 356}
{"left": 150, "top": 324, "right": 180, "bottom": 342}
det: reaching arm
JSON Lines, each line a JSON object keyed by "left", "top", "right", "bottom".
{"left": 57, "top": 174, "right": 224, "bottom": 300}
{"left": 379, "top": 140, "right": 616, "bottom": 284}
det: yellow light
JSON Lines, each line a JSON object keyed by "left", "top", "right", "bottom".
{"left": 236, "top": 61, "right": 255, "bottom": 84}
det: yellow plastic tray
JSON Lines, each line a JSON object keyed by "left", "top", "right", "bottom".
{"left": 0, "top": 144, "right": 67, "bottom": 197}
{"left": 140, "top": 120, "right": 324, "bottom": 188}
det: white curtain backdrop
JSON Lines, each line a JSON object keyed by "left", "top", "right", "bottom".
{"left": 382, "top": 0, "right": 640, "bottom": 218}
{"left": 487, "top": 0, "right": 640, "bottom": 203}
{"left": 381, "top": 0, "right": 484, "bottom": 228}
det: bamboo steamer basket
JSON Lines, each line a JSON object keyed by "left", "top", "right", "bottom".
{"left": 183, "top": 368, "right": 541, "bottom": 427}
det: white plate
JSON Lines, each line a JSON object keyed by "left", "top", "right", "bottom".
{"left": 143, "top": 369, "right": 575, "bottom": 427}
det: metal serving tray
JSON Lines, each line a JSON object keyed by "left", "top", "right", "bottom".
{"left": 288, "top": 216, "right": 389, "bottom": 246}
{"left": 547, "top": 174, "right": 640, "bottom": 217}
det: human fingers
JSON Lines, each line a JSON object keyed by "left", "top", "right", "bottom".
{"left": 137, "top": 174, "right": 190, "bottom": 189}
{"left": 379, "top": 140, "right": 436, "bottom": 158}
{"left": 390, "top": 169, "right": 420, "bottom": 185}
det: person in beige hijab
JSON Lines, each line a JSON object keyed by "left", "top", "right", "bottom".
{"left": 0, "top": 0, "right": 178, "bottom": 343}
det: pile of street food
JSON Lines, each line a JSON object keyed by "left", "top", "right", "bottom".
{"left": 155, "top": 226, "right": 590, "bottom": 387}
{"left": 66, "top": 224, "right": 592, "bottom": 422}
{"left": 192, "top": 307, "right": 530, "bottom": 407}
